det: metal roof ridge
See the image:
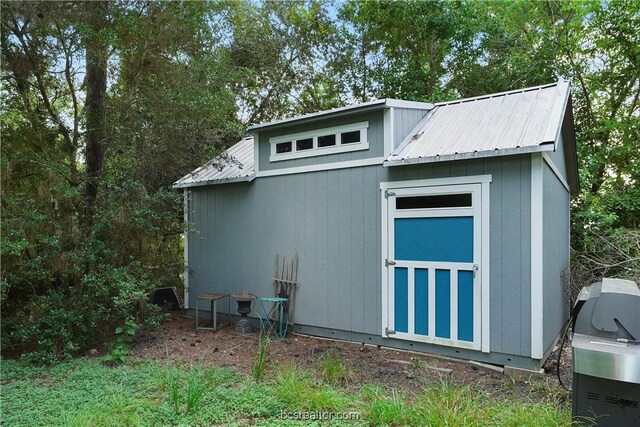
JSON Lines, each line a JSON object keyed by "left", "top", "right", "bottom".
{"left": 434, "top": 81, "right": 565, "bottom": 107}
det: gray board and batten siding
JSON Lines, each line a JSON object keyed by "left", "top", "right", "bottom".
{"left": 542, "top": 151, "right": 571, "bottom": 360}
{"left": 186, "top": 154, "right": 538, "bottom": 369}
{"left": 256, "top": 110, "right": 385, "bottom": 172}
{"left": 392, "top": 108, "right": 430, "bottom": 150}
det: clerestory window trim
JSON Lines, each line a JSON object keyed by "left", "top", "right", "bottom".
{"left": 269, "top": 121, "right": 369, "bottom": 162}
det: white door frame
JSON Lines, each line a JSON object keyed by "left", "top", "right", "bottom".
{"left": 380, "top": 175, "right": 491, "bottom": 353}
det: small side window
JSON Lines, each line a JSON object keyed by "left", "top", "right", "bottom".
{"left": 318, "top": 134, "right": 336, "bottom": 148}
{"left": 341, "top": 130, "right": 360, "bottom": 144}
{"left": 276, "top": 141, "right": 292, "bottom": 153}
{"left": 396, "top": 194, "right": 472, "bottom": 209}
{"left": 296, "top": 138, "right": 313, "bottom": 151}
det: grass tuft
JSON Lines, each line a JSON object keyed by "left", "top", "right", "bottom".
{"left": 273, "top": 364, "right": 353, "bottom": 412}
{"left": 319, "top": 349, "right": 352, "bottom": 385}
{"left": 359, "top": 384, "right": 413, "bottom": 426}
{"left": 251, "top": 333, "right": 270, "bottom": 380}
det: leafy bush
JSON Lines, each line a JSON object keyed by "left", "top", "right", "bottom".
{"left": 1, "top": 182, "right": 179, "bottom": 363}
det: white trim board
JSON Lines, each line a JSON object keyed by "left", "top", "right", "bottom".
{"left": 380, "top": 175, "right": 493, "bottom": 190}
{"left": 530, "top": 153, "right": 544, "bottom": 359}
{"left": 256, "top": 157, "right": 385, "bottom": 178}
{"left": 383, "top": 108, "right": 395, "bottom": 157}
{"left": 183, "top": 189, "right": 190, "bottom": 310}
{"left": 173, "top": 173, "right": 256, "bottom": 189}
{"left": 384, "top": 144, "right": 555, "bottom": 167}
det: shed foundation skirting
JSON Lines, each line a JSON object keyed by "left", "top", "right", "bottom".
{"left": 187, "top": 310, "right": 543, "bottom": 371}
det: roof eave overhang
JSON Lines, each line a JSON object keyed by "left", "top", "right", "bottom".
{"left": 247, "top": 99, "right": 434, "bottom": 132}
{"left": 172, "top": 172, "right": 256, "bottom": 189}
{"left": 383, "top": 143, "right": 556, "bottom": 167}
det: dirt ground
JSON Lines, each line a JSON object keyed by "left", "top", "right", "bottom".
{"left": 127, "top": 311, "right": 573, "bottom": 404}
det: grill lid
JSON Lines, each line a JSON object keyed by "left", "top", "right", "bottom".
{"left": 573, "top": 278, "right": 640, "bottom": 341}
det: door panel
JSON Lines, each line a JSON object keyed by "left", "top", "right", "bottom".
{"left": 384, "top": 183, "right": 483, "bottom": 350}
{"left": 395, "top": 217, "right": 473, "bottom": 262}
{"left": 394, "top": 267, "right": 408, "bottom": 333}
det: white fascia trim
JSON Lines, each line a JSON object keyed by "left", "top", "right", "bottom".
{"left": 383, "top": 108, "right": 394, "bottom": 157}
{"left": 381, "top": 185, "right": 389, "bottom": 338}
{"left": 531, "top": 153, "right": 544, "bottom": 359}
{"left": 542, "top": 152, "right": 570, "bottom": 193}
{"left": 385, "top": 144, "right": 556, "bottom": 167}
{"left": 385, "top": 99, "right": 434, "bottom": 110}
{"left": 481, "top": 179, "right": 491, "bottom": 353}
{"left": 253, "top": 132, "right": 260, "bottom": 174}
{"left": 542, "top": 83, "right": 571, "bottom": 149}
{"left": 256, "top": 156, "right": 385, "bottom": 178}
{"left": 172, "top": 173, "right": 256, "bottom": 188}
{"left": 183, "top": 189, "right": 190, "bottom": 310}
{"left": 380, "top": 174, "right": 492, "bottom": 191}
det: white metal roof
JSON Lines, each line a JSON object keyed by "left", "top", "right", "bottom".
{"left": 385, "top": 82, "right": 572, "bottom": 166}
{"left": 173, "top": 137, "right": 255, "bottom": 188}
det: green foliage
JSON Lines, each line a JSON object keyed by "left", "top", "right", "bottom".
{"left": 1, "top": 358, "right": 571, "bottom": 426}
{"left": 1, "top": 1, "right": 233, "bottom": 362}
{"left": 161, "top": 366, "right": 209, "bottom": 415}
{"left": 273, "top": 364, "right": 352, "bottom": 412}
{"left": 359, "top": 385, "right": 412, "bottom": 426}
{"left": 252, "top": 333, "right": 270, "bottom": 380}
{"left": 319, "top": 349, "right": 352, "bottom": 385}
{"left": 101, "top": 317, "right": 138, "bottom": 365}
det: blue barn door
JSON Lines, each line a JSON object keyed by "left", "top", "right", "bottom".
{"left": 383, "top": 183, "right": 483, "bottom": 351}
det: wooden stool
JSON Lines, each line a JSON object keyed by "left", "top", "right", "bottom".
{"left": 195, "top": 292, "right": 230, "bottom": 331}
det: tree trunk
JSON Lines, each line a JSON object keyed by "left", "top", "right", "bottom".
{"left": 84, "top": 1, "right": 108, "bottom": 224}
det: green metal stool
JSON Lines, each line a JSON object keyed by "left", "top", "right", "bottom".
{"left": 258, "top": 297, "right": 288, "bottom": 337}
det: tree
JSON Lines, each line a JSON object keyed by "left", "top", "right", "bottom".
{"left": 0, "top": 1, "right": 242, "bottom": 361}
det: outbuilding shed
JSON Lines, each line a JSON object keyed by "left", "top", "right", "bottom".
{"left": 175, "top": 82, "right": 578, "bottom": 370}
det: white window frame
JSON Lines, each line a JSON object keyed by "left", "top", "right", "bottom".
{"left": 269, "top": 121, "right": 369, "bottom": 162}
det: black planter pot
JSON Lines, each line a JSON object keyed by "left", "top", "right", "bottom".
{"left": 231, "top": 293, "right": 256, "bottom": 333}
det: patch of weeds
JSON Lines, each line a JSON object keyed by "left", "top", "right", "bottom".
{"left": 488, "top": 400, "right": 572, "bottom": 426}
{"left": 185, "top": 371, "right": 208, "bottom": 413}
{"left": 506, "top": 375, "right": 517, "bottom": 390}
{"left": 161, "top": 365, "right": 209, "bottom": 415}
{"left": 59, "top": 408, "right": 96, "bottom": 427}
{"left": 252, "top": 333, "right": 270, "bottom": 380}
{"left": 101, "top": 317, "right": 138, "bottom": 365}
{"left": 319, "top": 350, "right": 352, "bottom": 385}
{"left": 359, "top": 384, "right": 412, "bottom": 426}
{"left": 273, "top": 364, "right": 353, "bottom": 412}
{"left": 411, "top": 357, "right": 426, "bottom": 370}
{"left": 528, "top": 377, "right": 572, "bottom": 404}
{"left": 412, "top": 378, "right": 488, "bottom": 425}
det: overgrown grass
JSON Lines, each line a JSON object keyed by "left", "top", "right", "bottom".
{"left": 319, "top": 349, "right": 352, "bottom": 385}
{"left": 252, "top": 333, "right": 270, "bottom": 380}
{"left": 1, "top": 357, "right": 572, "bottom": 426}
